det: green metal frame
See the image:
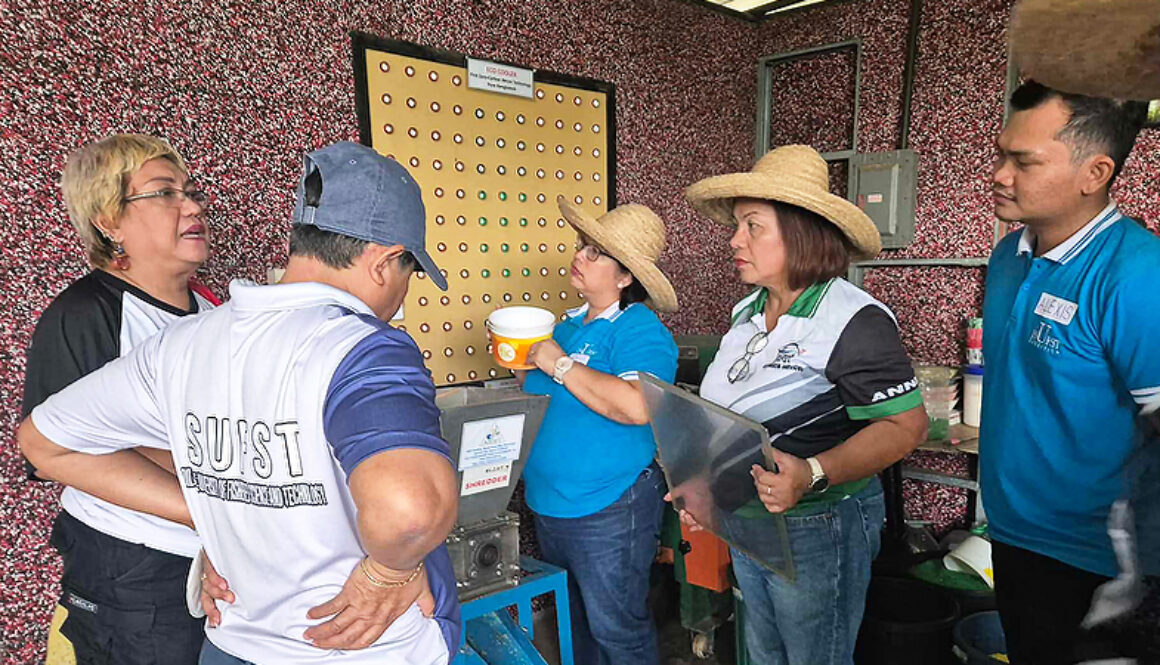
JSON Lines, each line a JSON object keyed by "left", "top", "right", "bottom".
{"left": 754, "top": 38, "right": 862, "bottom": 162}
{"left": 846, "top": 257, "right": 990, "bottom": 288}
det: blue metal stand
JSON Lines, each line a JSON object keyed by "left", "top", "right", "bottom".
{"left": 452, "top": 556, "right": 574, "bottom": 665}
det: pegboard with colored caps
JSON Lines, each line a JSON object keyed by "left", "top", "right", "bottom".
{"left": 354, "top": 35, "right": 614, "bottom": 385}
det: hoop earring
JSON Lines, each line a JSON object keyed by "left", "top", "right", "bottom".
{"left": 112, "top": 242, "right": 130, "bottom": 271}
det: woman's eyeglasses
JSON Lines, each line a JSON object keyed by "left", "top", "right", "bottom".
{"left": 124, "top": 188, "right": 208, "bottom": 207}
{"left": 727, "top": 330, "right": 770, "bottom": 384}
{"left": 574, "top": 238, "right": 611, "bottom": 262}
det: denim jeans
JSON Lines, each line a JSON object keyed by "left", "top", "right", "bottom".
{"left": 731, "top": 476, "right": 885, "bottom": 665}
{"left": 199, "top": 640, "right": 252, "bottom": 665}
{"left": 533, "top": 463, "right": 666, "bottom": 665}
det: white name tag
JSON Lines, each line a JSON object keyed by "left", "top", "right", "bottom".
{"left": 1034, "top": 292, "right": 1078, "bottom": 325}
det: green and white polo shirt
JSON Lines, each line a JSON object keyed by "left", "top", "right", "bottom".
{"left": 700, "top": 278, "right": 921, "bottom": 507}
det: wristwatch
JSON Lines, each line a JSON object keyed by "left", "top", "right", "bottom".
{"left": 806, "top": 456, "right": 829, "bottom": 493}
{"left": 553, "top": 356, "right": 575, "bottom": 384}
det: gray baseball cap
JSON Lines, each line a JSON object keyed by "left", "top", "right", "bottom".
{"left": 292, "top": 141, "right": 447, "bottom": 290}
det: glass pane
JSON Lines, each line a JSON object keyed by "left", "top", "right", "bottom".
{"left": 641, "top": 375, "right": 795, "bottom": 581}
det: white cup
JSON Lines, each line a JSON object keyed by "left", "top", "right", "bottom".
{"left": 943, "top": 535, "right": 993, "bottom": 588}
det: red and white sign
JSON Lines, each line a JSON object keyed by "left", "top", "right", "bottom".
{"left": 460, "top": 461, "right": 513, "bottom": 496}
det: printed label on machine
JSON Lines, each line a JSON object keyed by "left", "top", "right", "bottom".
{"left": 460, "top": 461, "right": 513, "bottom": 496}
{"left": 458, "top": 414, "right": 525, "bottom": 470}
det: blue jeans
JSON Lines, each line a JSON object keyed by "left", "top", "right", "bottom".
{"left": 731, "top": 477, "right": 885, "bottom": 665}
{"left": 533, "top": 464, "right": 666, "bottom": 665}
{"left": 199, "top": 640, "right": 252, "bottom": 665}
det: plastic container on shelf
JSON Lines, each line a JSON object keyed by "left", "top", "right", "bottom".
{"left": 914, "top": 364, "right": 961, "bottom": 441}
{"left": 927, "top": 415, "right": 951, "bottom": 441}
{"left": 966, "top": 318, "right": 984, "bottom": 367}
{"left": 966, "top": 348, "right": 984, "bottom": 366}
{"left": 926, "top": 403, "right": 959, "bottom": 413}
{"left": 915, "top": 364, "right": 959, "bottom": 388}
{"left": 962, "top": 365, "right": 983, "bottom": 428}
{"left": 922, "top": 385, "right": 960, "bottom": 403}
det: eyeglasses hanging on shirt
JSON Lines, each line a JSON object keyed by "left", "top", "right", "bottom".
{"left": 727, "top": 330, "right": 770, "bottom": 384}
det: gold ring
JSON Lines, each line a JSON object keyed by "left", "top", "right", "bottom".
{"left": 766, "top": 486, "right": 771, "bottom": 496}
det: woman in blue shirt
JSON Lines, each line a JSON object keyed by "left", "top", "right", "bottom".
{"left": 519, "top": 196, "right": 678, "bottom": 665}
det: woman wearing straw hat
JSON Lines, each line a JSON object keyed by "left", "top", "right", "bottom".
{"left": 684, "top": 145, "right": 928, "bottom": 665}
{"left": 518, "top": 196, "right": 678, "bottom": 665}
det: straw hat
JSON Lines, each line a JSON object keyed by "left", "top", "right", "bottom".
{"left": 556, "top": 196, "right": 679, "bottom": 312}
{"left": 1010, "top": 0, "right": 1160, "bottom": 100}
{"left": 684, "top": 145, "right": 881, "bottom": 260}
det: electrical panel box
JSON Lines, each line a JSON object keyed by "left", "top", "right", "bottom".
{"left": 848, "top": 150, "right": 917, "bottom": 249}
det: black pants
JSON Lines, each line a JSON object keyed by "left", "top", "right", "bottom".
{"left": 992, "top": 539, "right": 1111, "bottom": 665}
{"left": 50, "top": 510, "right": 203, "bottom": 665}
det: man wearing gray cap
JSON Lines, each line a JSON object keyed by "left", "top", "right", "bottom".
{"left": 20, "top": 141, "right": 460, "bottom": 664}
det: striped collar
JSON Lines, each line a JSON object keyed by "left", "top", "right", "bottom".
{"left": 1016, "top": 203, "right": 1121, "bottom": 264}
{"left": 565, "top": 301, "right": 629, "bottom": 324}
{"left": 730, "top": 279, "right": 834, "bottom": 327}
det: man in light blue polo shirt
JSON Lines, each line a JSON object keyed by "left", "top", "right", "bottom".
{"left": 982, "top": 80, "right": 1154, "bottom": 664}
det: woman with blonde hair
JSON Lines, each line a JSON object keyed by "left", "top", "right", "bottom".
{"left": 22, "top": 134, "right": 215, "bottom": 664}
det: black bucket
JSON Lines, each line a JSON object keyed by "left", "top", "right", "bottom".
{"left": 855, "top": 576, "right": 961, "bottom": 665}
{"left": 952, "top": 611, "right": 1008, "bottom": 664}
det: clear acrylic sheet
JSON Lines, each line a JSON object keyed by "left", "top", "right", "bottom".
{"left": 641, "top": 375, "right": 795, "bottom": 582}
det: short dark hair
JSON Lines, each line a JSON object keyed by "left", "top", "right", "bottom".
{"left": 289, "top": 225, "right": 416, "bottom": 271}
{"left": 1010, "top": 80, "right": 1148, "bottom": 185}
{"left": 772, "top": 201, "right": 853, "bottom": 291}
{"left": 611, "top": 258, "right": 650, "bottom": 310}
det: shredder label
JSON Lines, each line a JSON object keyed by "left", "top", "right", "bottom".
{"left": 461, "top": 461, "right": 513, "bottom": 496}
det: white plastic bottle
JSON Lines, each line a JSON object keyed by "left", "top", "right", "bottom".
{"left": 963, "top": 365, "right": 984, "bottom": 427}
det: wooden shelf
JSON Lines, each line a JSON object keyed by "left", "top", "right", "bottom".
{"left": 908, "top": 424, "right": 984, "bottom": 526}
{"left": 918, "top": 424, "right": 979, "bottom": 455}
